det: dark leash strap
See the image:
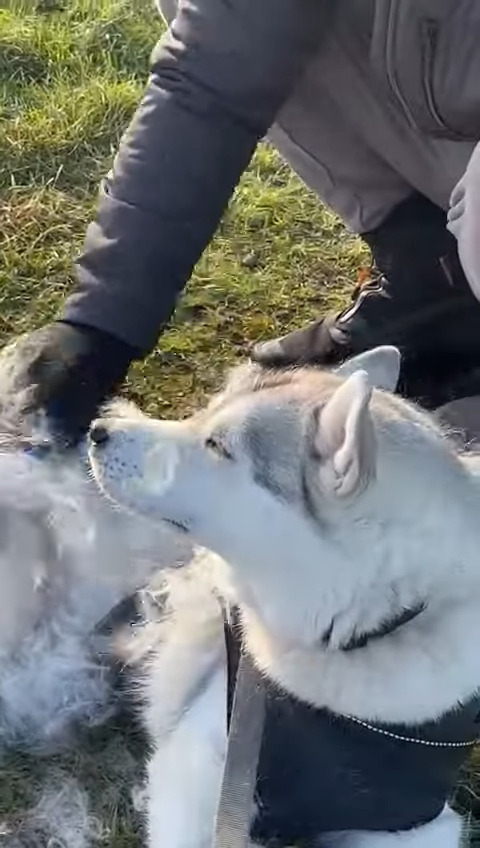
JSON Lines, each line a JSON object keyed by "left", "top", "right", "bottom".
{"left": 212, "top": 606, "right": 265, "bottom": 848}
{"left": 224, "top": 606, "right": 242, "bottom": 730}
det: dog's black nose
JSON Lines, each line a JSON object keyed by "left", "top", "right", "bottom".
{"left": 90, "top": 423, "right": 110, "bottom": 446}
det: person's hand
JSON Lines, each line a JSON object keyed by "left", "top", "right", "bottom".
{"left": 12, "top": 322, "right": 138, "bottom": 447}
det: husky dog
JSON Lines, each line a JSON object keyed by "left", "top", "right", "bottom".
{"left": 0, "top": 334, "right": 192, "bottom": 752}
{"left": 89, "top": 346, "right": 480, "bottom": 848}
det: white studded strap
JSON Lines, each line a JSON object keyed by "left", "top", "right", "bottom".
{"left": 345, "top": 714, "right": 479, "bottom": 748}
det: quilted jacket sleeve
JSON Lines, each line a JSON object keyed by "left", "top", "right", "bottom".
{"left": 63, "top": 0, "right": 330, "bottom": 353}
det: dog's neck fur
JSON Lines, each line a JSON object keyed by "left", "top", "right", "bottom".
{"left": 238, "top": 574, "right": 480, "bottom": 728}
{"left": 218, "top": 422, "right": 480, "bottom": 727}
{"left": 227, "top": 456, "right": 479, "bottom": 628}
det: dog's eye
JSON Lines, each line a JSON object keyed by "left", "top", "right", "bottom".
{"left": 205, "top": 436, "right": 234, "bottom": 461}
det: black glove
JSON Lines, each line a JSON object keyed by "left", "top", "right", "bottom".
{"left": 16, "top": 322, "right": 138, "bottom": 446}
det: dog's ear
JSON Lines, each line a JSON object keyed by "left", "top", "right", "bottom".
{"left": 334, "top": 346, "right": 401, "bottom": 393}
{"left": 314, "top": 370, "right": 375, "bottom": 498}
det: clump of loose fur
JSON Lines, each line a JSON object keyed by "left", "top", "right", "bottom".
{"left": 0, "top": 604, "right": 116, "bottom": 753}
{"left": 0, "top": 333, "right": 191, "bottom": 752}
{"left": 1, "top": 777, "right": 104, "bottom": 848}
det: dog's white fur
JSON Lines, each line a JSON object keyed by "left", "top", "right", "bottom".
{"left": 89, "top": 346, "right": 480, "bottom": 848}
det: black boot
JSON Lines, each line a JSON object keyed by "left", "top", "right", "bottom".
{"left": 251, "top": 194, "right": 480, "bottom": 409}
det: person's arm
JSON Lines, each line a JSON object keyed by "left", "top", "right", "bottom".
{"left": 63, "top": 0, "right": 330, "bottom": 354}
{"left": 16, "top": 0, "right": 329, "bottom": 446}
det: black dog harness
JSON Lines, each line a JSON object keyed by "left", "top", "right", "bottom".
{"left": 223, "top": 607, "right": 480, "bottom": 845}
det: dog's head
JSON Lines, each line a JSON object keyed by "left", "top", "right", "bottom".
{"left": 88, "top": 346, "right": 477, "bottom": 644}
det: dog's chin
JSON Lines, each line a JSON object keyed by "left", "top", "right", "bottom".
{"left": 87, "top": 454, "right": 191, "bottom": 539}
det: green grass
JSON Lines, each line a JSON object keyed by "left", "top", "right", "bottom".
{"left": 1, "top": 0, "right": 480, "bottom": 845}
